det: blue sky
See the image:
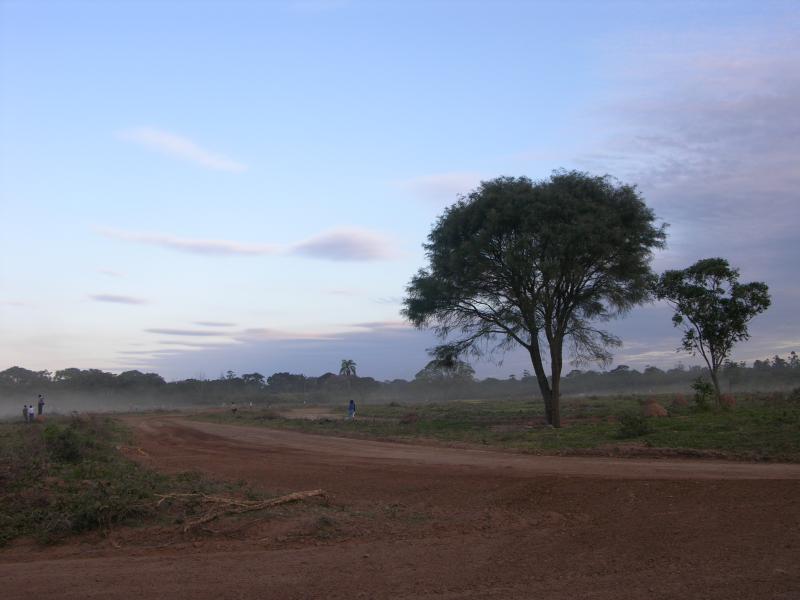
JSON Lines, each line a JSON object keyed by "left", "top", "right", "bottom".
{"left": 2, "top": 0, "right": 798, "bottom": 380}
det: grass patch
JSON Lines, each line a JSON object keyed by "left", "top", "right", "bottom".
{"left": 195, "top": 392, "right": 800, "bottom": 461}
{"left": 0, "top": 415, "right": 260, "bottom": 546}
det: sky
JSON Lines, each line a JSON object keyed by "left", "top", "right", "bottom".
{"left": 1, "top": 0, "right": 798, "bottom": 381}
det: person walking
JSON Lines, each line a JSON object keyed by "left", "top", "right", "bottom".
{"left": 37, "top": 394, "right": 45, "bottom": 416}
{"left": 347, "top": 399, "right": 356, "bottom": 420}
{"left": 22, "top": 405, "right": 29, "bottom": 423}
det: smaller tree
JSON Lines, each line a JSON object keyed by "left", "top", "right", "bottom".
{"left": 656, "top": 258, "right": 770, "bottom": 403}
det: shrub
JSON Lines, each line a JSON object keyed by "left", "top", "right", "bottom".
{"left": 690, "top": 378, "right": 715, "bottom": 411}
{"left": 617, "top": 413, "right": 654, "bottom": 438}
{"left": 43, "top": 423, "right": 90, "bottom": 463}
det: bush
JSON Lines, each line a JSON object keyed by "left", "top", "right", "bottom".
{"left": 690, "top": 378, "right": 715, "bottom": 411}
{"left": 617, "top": 413, "right": 654, "bottom": 439}
{"left": 43, "top": 423, "right": 91, "bottom": 463}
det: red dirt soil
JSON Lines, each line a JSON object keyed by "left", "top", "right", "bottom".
{"left": 2, "top": 414, "right": 799, "bottom": 599}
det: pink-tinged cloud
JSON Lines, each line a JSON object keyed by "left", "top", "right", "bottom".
{"left": 145, "top": 328, "right": 229, "bottom": 337}
{"left": 97, "top": 227, "right": 396, "bottom": 261}
{"left": 97, "top": 228, "right": 279, "bottom": 256}
{"left": 90, "top": 294, "right": 147, "bottom": 305}
{"left": 290, "top": 228, "right": 397, "bottom": 261}
{"left": 236, "top": 328, "right": 336, "bottom": 341}
{"left": 117, "top": 127, "right": 247, "bottom": 173}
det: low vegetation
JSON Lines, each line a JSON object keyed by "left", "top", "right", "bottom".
{"left": 0, "top": 415, "right": 262, "bottom": 546}
{"left": 198, "top": 391, "right": 800, "bottom": 461}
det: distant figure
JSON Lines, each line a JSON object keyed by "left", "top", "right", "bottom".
{"left": 28, "top": 405, "right": 35, "bottom": 423}
{"left": 348, "top": 399, "right": 356, "bottom": 420}
{"left": 230, "top": 401, "right": 238, "bottom": 415}
{"left": 23, "top": 405, "right": 29, "bottom": 423}
{"left": 37, "top": 394, "right": 45, "bottom": 416}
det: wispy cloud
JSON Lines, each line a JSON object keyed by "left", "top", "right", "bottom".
{"left": 351, "top": 320, "right": 410, "bottom": 331}
{"left": 578, "top": 34, "right": 800, "bottom": 244}
{"left": 98, "top": 268, "right": 124, "bottom": 278}
{"left": 290, "top": 228, "right": 398, "bottom": 261}
{"left": 236, "top": 328, "right": 335, "bottom": 341}
{"left": 97, "top": 226, "right": 397, "bottom": 261}
{"left": 90, "top": 294, "right": 147, "bottom": 305}
{"left": 97, "top": 227, "right": 279, "bottom": 256}
{"left": 145, "top": 328, "right": 229, "bottom": 337}
{"left": 117, "top": 127, "right": 247, "bottom": 173}
{"left": 397, "top": 172, "right": 483, "bottom": 204}
{"left": 194, "top": 321, "right": 237, "bottom": 327}
{"left": 1, "top": 300, "right": 33, "bottom": 308}
{"left": 373, "top": 296, "right": 403, "bottom": 305}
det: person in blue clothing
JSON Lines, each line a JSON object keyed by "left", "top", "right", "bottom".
{"left": 347, "top": 399, "right": 356, "bottom": 420}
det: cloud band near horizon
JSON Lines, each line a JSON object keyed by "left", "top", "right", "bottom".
{"left": 96, "top": 226, "right": 397, "bottom": 261}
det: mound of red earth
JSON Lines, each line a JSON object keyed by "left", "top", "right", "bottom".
{"left": 642, "top": 400, "right": 668, "bottom": 417}
{"left": 671, "top": 393, "right": 689, "bottom": 408}
{"left": 720, "top": 394, "right": 736, "bottom": 408}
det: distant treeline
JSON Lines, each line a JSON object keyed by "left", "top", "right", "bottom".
{"left": 1, "top": 352, "right": 799, "bottom": 412}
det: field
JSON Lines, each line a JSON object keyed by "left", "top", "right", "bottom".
{"left": 1, "top": 395, "right": 799, "bottom": 599}
{"left": 198, "top": 392, "right": 800, "bottom": 461}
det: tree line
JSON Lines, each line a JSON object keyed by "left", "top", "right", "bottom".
{"left": 1, "top": 351, "right": 797, "bottom": 409}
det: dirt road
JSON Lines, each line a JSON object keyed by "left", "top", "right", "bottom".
{"left": 3, "top": 415, "right": 799, "bottom": 599}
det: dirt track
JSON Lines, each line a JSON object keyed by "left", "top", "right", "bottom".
{"left": 3, "top": 415, "right": 800, "bottom": 599}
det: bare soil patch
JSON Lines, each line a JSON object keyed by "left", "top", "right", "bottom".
{"left": 2, "top": 414, "right": 798, "bottom": 599}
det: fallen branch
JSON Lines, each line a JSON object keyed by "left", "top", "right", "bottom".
{"left": 165, "top": 489, "right": 326, "bottom": 532}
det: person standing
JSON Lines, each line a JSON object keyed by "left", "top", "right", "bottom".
{"left": 28, "top": 405, "right": 36, "bottom": 423}
{"left": 37, "top": 394, "right": 45, "bottom": 416}
{"left": 348, "top": 399, "right": 356, "bottom": 420}
{"left": 23, "top": 405, "right": 29, "bottom": 423}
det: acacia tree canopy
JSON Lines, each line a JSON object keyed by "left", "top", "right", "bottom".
{"left": 656, "top": 257, "right": 770, "bottom": 402}
{"left": 402, "top": 170, "right": 667, "bottom": 427}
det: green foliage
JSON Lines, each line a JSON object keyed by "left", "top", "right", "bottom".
{"left": 0, "top": 417, "right": 164, "bottom": 545}
{"left": 690, "top": 378, "right": 715, "bottom": 411}
{"left": 42, "top": 422, "right": 93, "bottom": 463}
{"left": 657, "top": 258, "right": 770, "bottom": 400}
{"left": 199, "top": 392, "right": 800, "bottom": 461}
{"left": 617, "top": 413, "right": 654, "bottom": 438}
{"left": 403, "top": 170, "right": 666, "bottom": 427}
{"left": 414, "top": 357, "right": 475, "bottom": 383}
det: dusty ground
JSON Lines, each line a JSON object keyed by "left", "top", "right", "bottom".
{"left": 2, "top": 414, "right": 799, "bottom": 599}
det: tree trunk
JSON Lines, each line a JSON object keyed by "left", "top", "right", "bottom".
{"left": 709, "top": 368, "right": 722, "bottom": 407}
{"left": 527, "top": 346, "right": 553, "bottom": 425}
{"left": 549, "top": 339, "right": 563, "bottom": 429}
{"left": 550, "top": 376, "right": 561, "bottom": 428}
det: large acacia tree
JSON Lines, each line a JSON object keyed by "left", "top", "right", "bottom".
{"left": 402, "top": 171, "right": 666, "bottom": 427}
{"left": 656, "top": 258, "right": 770, "bottom": 404}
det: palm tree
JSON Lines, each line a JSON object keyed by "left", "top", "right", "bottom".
{"left": 339, "top": 359, "right": 357, "bottom": 398}
{"left": 339, "top": 359, "right": 357, "bottom": 378}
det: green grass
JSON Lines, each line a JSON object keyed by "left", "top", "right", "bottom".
{"left": 0, "top": 415, "right": 260, "bottom": 546}
{"left": 196, "top": 393, "right": 800, "bottom": 461}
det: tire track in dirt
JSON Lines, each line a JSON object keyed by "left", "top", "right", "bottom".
{"left": 133, "top": 415, "right": 800, "bottom": 482}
